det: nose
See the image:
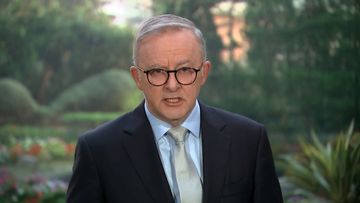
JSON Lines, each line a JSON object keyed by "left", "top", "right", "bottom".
{"left": 165, "top": 72, "right": 180, "bottom": 90}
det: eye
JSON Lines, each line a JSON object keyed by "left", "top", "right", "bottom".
{"left": 178, "top": 67, "right": 195, "bottom": 74}
{"left": 148, "top": 68, "right": 166, "bottom": 76}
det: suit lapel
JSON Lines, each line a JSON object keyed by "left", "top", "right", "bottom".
{"left": 122, "top": 103, "right": 174, "bottom": 203}
{"left": 200, "top": 104, "right": 231, "bottom": 202}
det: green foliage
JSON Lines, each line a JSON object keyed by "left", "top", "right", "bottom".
{"left": 281, "top": 122, "right": 360, "bottom": 203}
{"left": 42, "top": 138, "right": 70, "bottom": 160}
{"left": 202, "top": 63, "right": 302, "bottom": 133}
{"left": 61, "top": 111, "right": 123, "bottom": 127}
{"left": 0, "top": 124, "right": 69, "bottom": 145}
{"left": 0, "top": 78, "right": 38, "bottom": 120}
{"left": 235, "top": 0, "right": 360, "bottom": 132}
{"left": 50, "top": 69, "right": 142, "bottom": 112}
{"left": 285, "top": 68, "right": 357, "bottom": 130}
{"left": 0, "top": 0, "right": 133, "bottom": 104}
{"left": 246, "top": 0, "right": 359, "bottom": 69}
{"left": 204, "top": 62, "right": 358, "bottom": 133}
{"left": 61, "top": 112, "right": 121, "bottom": 123}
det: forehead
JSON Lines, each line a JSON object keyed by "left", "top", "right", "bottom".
{"left": 137, "top": 29, "right": 202, "bottom": 67}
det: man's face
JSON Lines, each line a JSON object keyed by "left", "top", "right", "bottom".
{"left": 130, "top": 29, "right": 211, "bottom": 127}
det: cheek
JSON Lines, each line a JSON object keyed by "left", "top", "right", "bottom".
{"left": 184, "top": 85, "right": 201, "bottom": 99}
{"left": 138, "top": 75, "right": 154, "bottom": 92}
{"left": 143, "top": 86, "right": 162, "bottom": 100}
{"left": 194, "top": 78, "right": 204, "bottom": 90}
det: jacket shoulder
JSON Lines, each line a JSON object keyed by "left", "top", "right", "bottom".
{"left": 78, "top": 108, "right": 142, "bottom": 145}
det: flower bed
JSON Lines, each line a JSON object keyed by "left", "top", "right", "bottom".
{"left": 0, "top": 138, "right": 75, "bottom": 165}
{"left": 0, "top": 167, "right": 67, "bottom": 203}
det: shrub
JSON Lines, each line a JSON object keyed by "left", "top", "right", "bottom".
{"left": 61, "top": 111, "right": 122, "bottom": 127}
{"left": 0, "top": 79, "right": 39, "bottom": 120}
{"left": 50, "top": 69, "right": 141, "bottom": 112}
{"left": 281, "top": 121, "right": 360, "bottom": 203}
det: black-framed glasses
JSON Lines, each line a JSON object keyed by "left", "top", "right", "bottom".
{"left": 136, "top": 62, "right": 203, "bottom": 86}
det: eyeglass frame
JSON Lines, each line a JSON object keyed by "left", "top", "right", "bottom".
{"left": 135, "top": 62, "right": 204, "bottom": 86}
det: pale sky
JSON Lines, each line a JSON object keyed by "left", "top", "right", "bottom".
{"left": 101, "top": 0, "right": 248, "bottom": 27}
{"left": 101, "top": 0, "right": 153, "bottom": 27}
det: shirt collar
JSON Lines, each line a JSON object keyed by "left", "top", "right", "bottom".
{"left": 145, "top": 100, "right": 201, "bottom": 142}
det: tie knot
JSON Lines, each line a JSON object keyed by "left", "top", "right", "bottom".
{"left": 168, "top": 126, "right": 187, "bottom": 143}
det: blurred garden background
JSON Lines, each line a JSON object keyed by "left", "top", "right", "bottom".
{"left": 0, "top": 0, "right": 359, "bottom": 202}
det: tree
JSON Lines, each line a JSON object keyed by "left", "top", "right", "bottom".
{"left": 0, "top": 0, "right": 133, "bottom": 104}
{"left": 245, "top": 0, "right": 360, "bottom": 131}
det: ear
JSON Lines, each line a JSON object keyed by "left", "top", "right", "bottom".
{"left": 200, "top": 60, "right": 211, "bottom": 86}
{"left": 130, "top": 66, "right": 143, "bottom": 91}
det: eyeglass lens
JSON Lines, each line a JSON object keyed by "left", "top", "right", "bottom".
{"left": 147, "top": 67, "right": 198, "bottom": 86}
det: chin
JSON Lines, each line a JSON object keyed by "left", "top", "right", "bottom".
{"left": 161, "top": 112, "right": 184, "bottom": 122}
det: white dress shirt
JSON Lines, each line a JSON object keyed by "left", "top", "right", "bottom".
{"left": 144, "top": 100, "right": 203, "bottom": 199}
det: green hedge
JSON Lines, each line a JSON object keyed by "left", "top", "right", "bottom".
{"left": 61, "top": 111, "right": 123, "bottom": 127}
{"left": 0, "top": 124, "right": 71, "bottom": 144}
{"left": 50, "top": 69, "right": 142, "bottom": 112}
{"left": 0, "top": 78, "right": 39, "bottom": 120}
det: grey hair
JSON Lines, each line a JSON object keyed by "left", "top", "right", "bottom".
{"left": 132, "top": 14, "right": 207, "bottom": 65}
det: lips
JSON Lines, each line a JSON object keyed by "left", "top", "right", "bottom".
{"left": 164, "top": 97, "right": 182, "bottom": 105}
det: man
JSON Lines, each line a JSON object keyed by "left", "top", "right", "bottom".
{"left": 66, "top": 14, "right": 283, "bottom": 203}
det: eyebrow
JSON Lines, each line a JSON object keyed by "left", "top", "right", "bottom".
{"left": 146, "top": 59, "right": 192, "bottom": 69}
{"left": 173, "top": 59, "right": 191, "bottom": 67}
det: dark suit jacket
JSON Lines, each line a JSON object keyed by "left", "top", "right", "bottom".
{"left": 66, "top": 102, "right": 283, "bottom": 203}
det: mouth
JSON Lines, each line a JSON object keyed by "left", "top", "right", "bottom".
{"left": 163, "top": 97, "right": 183, "bottom": 105}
